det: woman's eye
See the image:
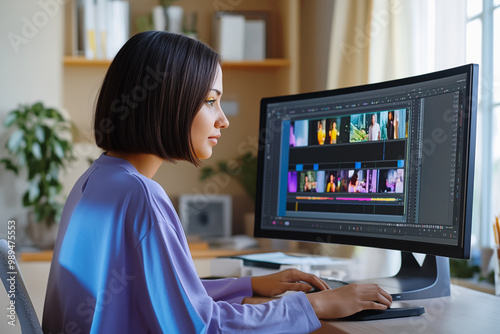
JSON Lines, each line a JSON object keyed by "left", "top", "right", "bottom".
{"left": 205, "top": 99, "right": 216, "bottom": 107}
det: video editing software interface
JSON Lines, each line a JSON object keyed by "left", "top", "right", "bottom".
{"left": 259, "top": 71, "right": 473, "bottom": 247}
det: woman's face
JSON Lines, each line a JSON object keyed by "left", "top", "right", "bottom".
{"left": 191, "top": 65, "right": 229, "bottom": 159}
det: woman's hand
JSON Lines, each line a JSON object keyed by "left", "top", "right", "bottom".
{"left": 250, "top": 269, "right": 330, "bottom": 297}
{"left": 306, "top": 283, "right": 393, "bottom": 319}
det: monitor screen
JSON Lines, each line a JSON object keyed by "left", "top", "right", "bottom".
{"left": 255, "top": 64, "right": 478, "bottom": 260}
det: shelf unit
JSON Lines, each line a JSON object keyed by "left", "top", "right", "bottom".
{"left": 63, "top": 56, "right": 291, "bottom": 69}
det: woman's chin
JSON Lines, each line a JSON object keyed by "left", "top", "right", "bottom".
{"left": 196, "top": 150, "right": 213, "bottom": 160}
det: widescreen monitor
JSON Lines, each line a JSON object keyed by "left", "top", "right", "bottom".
{"left": 255, "top": 64, "right": 478, "bottom": 300}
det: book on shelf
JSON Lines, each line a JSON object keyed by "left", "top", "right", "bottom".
{"left": 74, "top": 0, "right": 129, "bottom": 60}
{"left": 213, "top": 11, "right": 268, "bottom": 62}
{"left": 213, "top": 12, "right": 246, "bottom": 61}
{"left": 105, "top": 0, "right": 130, "bottom": 59}
{"left": 244, "top": 19, "right": 266, "bottom": 60}
{"left": 82, "top": 0, "right": 96, "bottom": 59}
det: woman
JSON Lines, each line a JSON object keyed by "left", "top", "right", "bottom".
{"left": 349, "top": 172, "right": 359, "bottom": 193}
{"left": 326, "top": 173, "right": 336, "bottom": 192}
{"left": 42, "top": 31, "right": 391, "bottom": 333}
{"left": 386, "top": 111, "right": 395, "bottom": 139}
{"left": 317, "top": 121, "right": 326, "bottom": 145}
{"left": 329, "top": 120, "right": 338, "bottom": 144}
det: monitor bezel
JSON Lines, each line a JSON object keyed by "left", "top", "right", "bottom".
{"left": 254, "top": 64, "right": 478, "bottom": 259}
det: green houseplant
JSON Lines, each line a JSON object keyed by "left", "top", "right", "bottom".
{"left": 199, "top": 150, "right": 258, "bottom": 202}
{"left": 1, "top": 102, "right": 75, "bottom": 230}
{"left": 199, "top": 150, "right": 258, "bottom": 237}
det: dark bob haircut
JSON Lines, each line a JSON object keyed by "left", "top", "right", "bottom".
{"left": 93, "top": 31, "right": 221, "bottom": 166}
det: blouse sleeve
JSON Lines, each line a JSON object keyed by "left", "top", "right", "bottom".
{"left": 138, "top": 219, "right": 321, "bottom": 334}
{"left": 201, "top": 277, "right": 253, "bottom": 304}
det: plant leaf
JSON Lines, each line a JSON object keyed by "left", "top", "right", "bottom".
{"left": 35, "top": 125, "right": 45, "bottom": 142}
{"left": 33, "top": 102, "right": 44, "bottom": 114}
{"left": 22, "top": 191, "right": 31, "bottom": 207}
{"left": 7, "top": 129, "right": 24, "bottom": 152}
{"left": 3, "top": 111, "right": 18, "bottom": 127}
{"left": 199, "top": 167, "right": 215, "bottom": 180}
{"left": 0, "top": 158, "right": 19, "bottom": 175}
{"left": 49, "top": 163, "right": 59, "bottom": 181}
{"left": 28, "top": 179, "right": 40, "bottom": 202}
{"left": 18, "top": 151, "right": 26, "bottom": 168}
{"left": 32, "top": 142, "right": 42, "bottom": 159}
{"left": 53, "top": 141, "right": 64, "bottom": 159}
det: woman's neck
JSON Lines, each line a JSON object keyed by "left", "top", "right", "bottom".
{"left": 106, "top": 151, "right": 163, "bottom": 179}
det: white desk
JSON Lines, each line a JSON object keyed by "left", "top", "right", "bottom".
{"left": 12, "top": 252, "right": 500, "bottom": 334}
{"left": 315, "top": 284, "right": 500, "bottom": 333}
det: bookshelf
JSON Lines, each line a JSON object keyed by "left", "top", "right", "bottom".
{"left": 62, "top": 0, "right": 300, "bottom": 234}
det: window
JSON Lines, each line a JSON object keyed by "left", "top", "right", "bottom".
{"left": 466, "top": 0, "right": 500, "bottom": 247}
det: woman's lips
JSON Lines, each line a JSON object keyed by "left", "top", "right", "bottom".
{"left": 208, "top": 134, "right": 221, "bottom": 144}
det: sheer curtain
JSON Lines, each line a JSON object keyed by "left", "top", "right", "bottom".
{"left": 323, "top": 0, "right": 466, "bottom": 279}
{"left": 328, "top": 0, "right": 466, "bottom": 87}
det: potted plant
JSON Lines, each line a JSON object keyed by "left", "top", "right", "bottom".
{"left": 199, "top": 150, "right": 258, "bottom": 237}
{"left": 151, "top": 0, "right": 183, "bottom": 33}
{"left": 199, "top": 150, "right": 258, "bottom": 202}
{"left": 1, "top": 102, "right": 75, "bottom": 248}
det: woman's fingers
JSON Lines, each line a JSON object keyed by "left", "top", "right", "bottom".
{"left": 362, "top": 284, "right": 393, "bottom": 307}
{"left": 306, "top": 283, "right": 393, "bottom": 319}
{"left": 290, "top": 270, "right": 330, "bottom": 291}
{"left": 361, "top": 301, "right": 390, "bottom": 310}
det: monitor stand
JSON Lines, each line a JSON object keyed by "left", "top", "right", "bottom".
{"left": 352, "top": 251, "right": 451, "bottom": 301}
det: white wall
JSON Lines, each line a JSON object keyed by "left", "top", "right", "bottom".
{"left": 0, "top": 0, "right": 64, "bottom": 244}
